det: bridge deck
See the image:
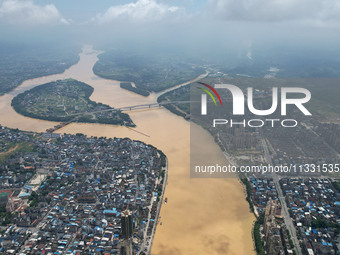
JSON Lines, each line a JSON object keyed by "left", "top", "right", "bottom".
{"left": 67, "top": 101, "right": 195, "bottom": 117}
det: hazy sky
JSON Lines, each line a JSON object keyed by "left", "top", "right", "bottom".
{"left": 1, "top": 0, "right": 340, "bottom": 25}
{"left": 1, "top": 0, "right": 340, "bottom": 56}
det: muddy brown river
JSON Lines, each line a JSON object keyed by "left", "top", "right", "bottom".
{"left": 0, "top": 46, "right": 255, "bottom": 255}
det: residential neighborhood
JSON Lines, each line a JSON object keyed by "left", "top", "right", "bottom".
{"left": 248, "top": 175, "right": 340, "bottom": 255}
{"left": 0, "top": 126, "right": 167, "bottom": 255}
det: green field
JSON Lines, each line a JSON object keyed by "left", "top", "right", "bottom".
{"left": 0, "top": 192, "right": 10, "bottom": 198}
{"left": 0, "top": 42, "right": 80, "bottom": 95}
{"left": 0, "top": 142, "right": 34, "bottom": 164}
{"left": 0, "top": 140, "right": 16, "bottom": 153}
{"left": 93, "top": 50, "right": 205, "bottom": 93}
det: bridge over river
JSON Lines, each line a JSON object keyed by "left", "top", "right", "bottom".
{"left": 73, "top": 100, "right": 194, "bottom": 115}
{"left": 46, "top": 101, "right": 195, "bottom": 133}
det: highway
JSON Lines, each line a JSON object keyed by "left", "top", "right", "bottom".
{"left": 260, "top": 130, "right": 302, "bottom": 255}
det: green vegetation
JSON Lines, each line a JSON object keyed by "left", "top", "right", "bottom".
{"left": 286, "top": 229, "right": 295, "bottom": 249}
{"left": 120, "top": 82, "right": 150, "bottom": 96}
{"left": 12, "top": 190, "right": 20, "bottom": 197}
{"left": 0, "top": 192, "right": 10, "bottom": 200}
{"left": 29, "top": 191, "right": 39, "bottom": 207}
{"left": 332, "top": 181, "right": 340, "bottom": 192}
{"left": 0, "top": 42, "right": 80, "bottom": 95}
{"left": 240, "top": 175, "right": 254, "bottom": 213}
{"left": 11, "top": 79, "right": 134, "bottom": 127}
{"left": 254, "top": 213, "right": 265, "bottom": 255}
{"left": 157, "top": 85, "right": 191, "bottom": 118}
{"left": 0, "top": 142, "right": 34, "bottom": 164}
{"left": 12, "top": 79, "right": 94, "bottom": 121}
{"left": 311, "top": 217, "right": 340, "bottom": 234}
{"left": 238, "top": 174, "right": 265, "bottom": 255}
{"left": 0, "top": 211, "right": 12, "bottom": 226}
{"left": 0, "top": 140, "right": 16, "bottom": 153}
{"left": 0, "top": 192, "right": 12, "bottom": 226}
{"left": 93, "top": 51, "right": 205, "bottom": 93}
{"left": 0, "top": 205, "right": 6, "bottom": 214}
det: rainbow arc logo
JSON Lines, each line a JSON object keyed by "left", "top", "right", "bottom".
{"left": 197, "top": 82, "right": 223, "bottom": 115}
{"left": 197, "top": 82, "right": 223, "bottom": 106}
{"left": 197, "top": 82, "right": 312, "bottom": 118}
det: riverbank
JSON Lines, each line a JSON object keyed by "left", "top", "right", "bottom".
{"left": 0, "top": 45, "right": 255, "bottom": 255}
{"left": 146, "top": 158, "right": 169, "bottom": 255}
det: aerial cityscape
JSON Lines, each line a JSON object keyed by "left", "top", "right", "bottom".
{"left": 0, "top": 0, "right": 339, "bottom": 255}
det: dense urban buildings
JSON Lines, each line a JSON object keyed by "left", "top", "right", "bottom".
{"left": 0, "top": 126, "right": 167, "bottom": 254}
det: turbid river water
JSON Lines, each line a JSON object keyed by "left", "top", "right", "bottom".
{"left": 0, "top": 46, "right": 255, "bottom": 255}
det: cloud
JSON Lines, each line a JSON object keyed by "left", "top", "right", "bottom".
{"left": 0, "top": 0, "right": 68, "bottom": 25}
{"left": 208, "top": 0, "right": 340, "bottom": 24}
{"left": 92, "top": 0, "right": 186, "bottom": 24}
